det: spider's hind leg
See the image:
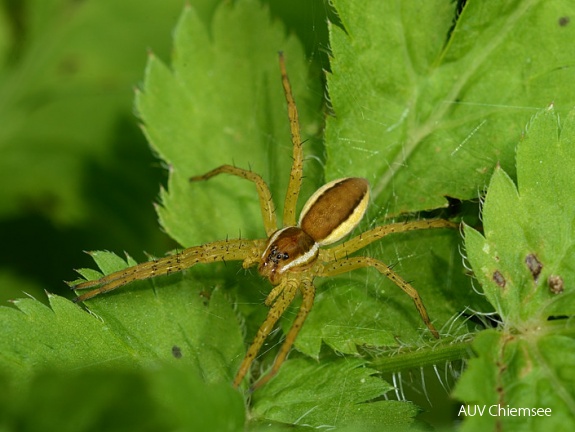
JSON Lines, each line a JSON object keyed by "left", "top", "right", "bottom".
{"left": 320, "top": 256, "right": 440, "bottom": 339}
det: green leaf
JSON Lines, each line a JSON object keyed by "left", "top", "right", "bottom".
{"left": 464, "top": 107, "right": 575, "bottom": 326}
{"left": 0, "top": 254, "right": 245, "bottom": 429}
{"left": 252, "top": 358, "right": 421, "bottom": 431}
{"left": 453, "top": 329, "right": 575, "bottom": 431}
{"left": 136, "top": 1, "right": 321, "bottom": 247}
{"left": 458, "top": 107, "right": 575, "bottom": 428}
{"left": 0, "top": 261, "right": 244, "bottom": 385}
{"left": 0, "top": 0, "right": 185, "bottom": 303}
{"left": 0, "top": 366, "right": 245, "bottom": 431}
{"left": 325, "top": 0, "right": 575, "bottom": 214}
{"left": 0, "top": 293, "right": 128, "bottom": 382}
{"left": 0, "top": 0, "right": 182, "bottom": 224}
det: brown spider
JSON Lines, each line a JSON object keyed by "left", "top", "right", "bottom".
{"left": 72, "top": 53, "right": 455, "bottom": 390}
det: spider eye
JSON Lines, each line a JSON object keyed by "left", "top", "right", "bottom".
{"left": 266, "top": 246, "right": 289, "bottom": 264}
{"left": 271, "top": 251, "right": 289, "bottom": 262}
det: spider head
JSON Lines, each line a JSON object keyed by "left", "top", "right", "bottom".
{"left": 259, "top": 226, "right": 319, "bottom": 285}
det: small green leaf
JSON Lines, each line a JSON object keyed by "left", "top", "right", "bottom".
{"left": 458, "top": 107, "right": 575, "bottom": 428}
{"left": 464, "top": 107, "right": 575, "bottom": 326}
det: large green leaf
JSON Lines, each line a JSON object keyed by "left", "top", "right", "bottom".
{"left": 0, "top": 250, "right": 246, "bottom": 429}
{"left": 326, "top": 0, "right": 575, "bottom": 214}
{"left": 136, "top": 2, "right": 320, "bottom": 247}
{"left": 1, "top": 253, "right": 244, "bottom": 383}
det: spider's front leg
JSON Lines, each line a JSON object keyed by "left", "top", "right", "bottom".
{"left": 233, "top": 277, "right": 298, "bottom": 388}
{"left": 278, "top": 51, "right": 304, "bottom": 227}
{"left": 233, "top": 274, "right": 315, "bottom": 390}
{"left": 71, "top": 238, "right": 264, "bottom": 302}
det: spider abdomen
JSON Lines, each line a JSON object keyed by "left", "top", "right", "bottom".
{"left": 299, "top": 177, "right": 370, "bottom": 245}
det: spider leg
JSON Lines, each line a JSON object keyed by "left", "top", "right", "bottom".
{"left": 190, "top": 165, "right": 278, "bottom": 236}
{"left": 320, "top": 219, "right": 457, "bottom": 262}
{"left": 251, "top": 276, "right": 315, "bottom": 390}
{"left": 320, "top": 257, "right": 440, "bottom": 339}
{"left": 71, "top": 238, "right": 264, "bottom": 302}
{"left": 278, "top": 52, "right": 304, "bottom": 227}
{"left": 233, "top": 277, "right": 300, "bottom": 388}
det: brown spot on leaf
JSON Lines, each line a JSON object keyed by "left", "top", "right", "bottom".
{"left": 493, "top": 270, "right": 506, "bottom": 288}
{"left": 525, "top": 253, "right": 543, "bottom": 282}
{"left": 558, "top": 16, "right": 570, "bottom": 27}
{"left": 548, "top": 275, "right": 564, "bottom": 294}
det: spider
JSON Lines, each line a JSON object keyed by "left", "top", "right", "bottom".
{"left": 72, "top": 53, "right": 456, "bottom": 390}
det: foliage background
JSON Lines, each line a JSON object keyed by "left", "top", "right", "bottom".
{"left": 1, "top": 0, "right": 574, "bottom": 431}
{"left": 0, "top": 0, "right": 329, "bottom": 304}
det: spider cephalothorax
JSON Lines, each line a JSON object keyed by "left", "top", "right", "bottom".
{"left": 259, "top": 226, "right": 318, "bottom": 284}
{"left": 71, "top": 53, "right": 455, "bottom": 390}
